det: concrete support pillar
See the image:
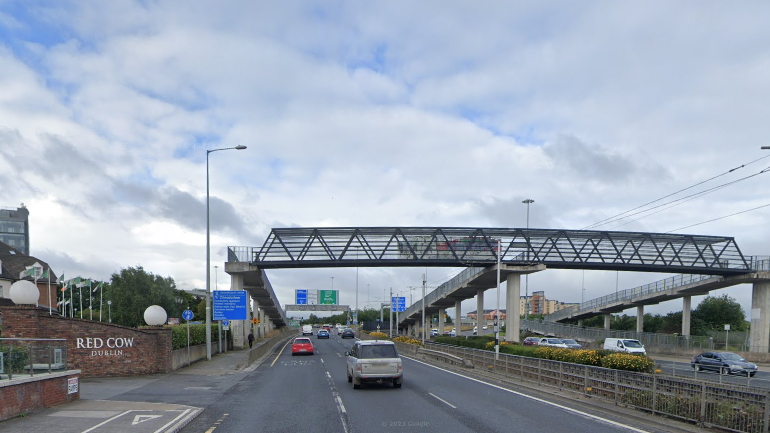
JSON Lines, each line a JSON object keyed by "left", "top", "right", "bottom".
{"left": 407, "top": 324, "right": 413, "bottom": 337}
{"left": 577, "top": 319, "right": 584, "bottom": 327}
{"left": 636, "top": 305, "right": 644, "bottom": 333}
{"left": 682, "top": 296, "right": 692, "bottom": 337}
{"left": 230, "top": 274, "right": 245, "bottom": 349}
{"left": 438, "top": 308, "right": 445, "bottom": 336}
{"left": 476, "top": 289, "right": 485, "bottom": 331}
{"left": 750, "top": 282, "right": 770, "bottom": 353}
{"left": 505, "top": 274, "right": 521, "bottom": 342}
{"left": 604, "top": 314, "right": 611, "bottom": 330}
{"left": 260, "top": 309, "right": 267, "bottom": 338}
{"left": 454, "top": 300, "right": 462, "bottom": 334}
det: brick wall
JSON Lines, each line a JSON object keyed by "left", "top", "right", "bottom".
{"left": 0, "top": 372, "right": 80, "bottom": 421}
{"left": 1, "top": 305, "right": 172, "bottom": 377}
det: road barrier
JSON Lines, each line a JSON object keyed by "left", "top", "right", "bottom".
{"left": 424, "top": 342, "right": 770, "bottom": 433}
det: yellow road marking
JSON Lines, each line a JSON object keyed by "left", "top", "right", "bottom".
{"left": 271, "top": 339, "right": 294, "bottom": 367}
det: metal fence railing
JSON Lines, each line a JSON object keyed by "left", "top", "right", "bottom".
{"left": 0, "top": 338, "right": 68, "bottom": 380}
{"left": 521, "top": 319, "right": 751, "bottom": 352}
{"left": 420, "top": 342, "right": 770, "bottom": 433}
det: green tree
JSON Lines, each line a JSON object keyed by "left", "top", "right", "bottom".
{"left": 108, "top": 266, "right": 183, "bottom": 328}
{"left": 693, "top": 294, "right": 747, "bottom": 332}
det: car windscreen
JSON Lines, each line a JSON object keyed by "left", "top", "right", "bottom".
{"left": 294, "top": 339, "right": 311, "bottom": 344}
{"left": 562, "top": 339, "right": 577, "bottom": 344}
{"left": 547, "top": 339, "right": 563, "bottom": 344}
{"left": 622, "top": 340, "right": 643, "bottom": 348}
{"left": 360, "top": 344, "right": 398, "bottom": 359}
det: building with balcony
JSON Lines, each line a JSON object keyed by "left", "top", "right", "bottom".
{"left": 0, "top": 204, "right": 29, "bottom": 255}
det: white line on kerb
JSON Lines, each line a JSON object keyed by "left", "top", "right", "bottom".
{"left": 429, "top": 392, "right": 456, "bottom": 409}
{"left": 403, "top": 356, "right": 649, "bottom": 433}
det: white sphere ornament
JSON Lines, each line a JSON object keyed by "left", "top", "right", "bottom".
{"left": 9, "top": 280, "right": 39, "bottom": 305}
{"left": 144, "top": 305, "right": 168, "bottom": 326}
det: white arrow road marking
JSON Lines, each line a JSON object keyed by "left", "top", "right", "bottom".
{"left": 132, "top": 414, "right": 163, "bottom": 425}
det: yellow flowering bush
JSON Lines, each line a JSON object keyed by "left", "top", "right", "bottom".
{"left": 393, "top": 336, "right": 424, "bottom": 346}
{"left": 370, "top": 332, "right": 388, "bottom": 339}
{"left": 600, "top": 353, "right": 654, "bottom": 372}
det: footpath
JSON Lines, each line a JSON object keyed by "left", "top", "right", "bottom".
{"left": 0, "top": 340, "right": 286, "bottom": 433}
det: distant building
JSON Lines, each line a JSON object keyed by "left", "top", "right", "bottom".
{"left": 0, "top": 204, "right": 29, "bottom": 255}
{"left": 0, "top": 241, "right": 58, "bottom": 309}
{"left": 520, "top": 292, "right": 578, "bottom": 316}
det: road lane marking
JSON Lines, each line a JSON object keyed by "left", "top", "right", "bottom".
{"left": 271, "top": 339, "right": 293, "bottom": 367}
{"left": 429, "top": 392, "right": 456, "bottom": 409}
{"left": 153, "top": 409, "right": 197, "bottom": 433}
{"left": 81, "top": 410, "right": 151, "bottom": 433}
{"left": 403, "top": 356, "right": 649, "bottom": 433}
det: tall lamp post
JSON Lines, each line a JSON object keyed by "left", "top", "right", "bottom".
{"left": 522, "top": 198, "right": 534, "bottom": 320}
{"left": 206, "top": 145, "right": 247, "bottom": 361}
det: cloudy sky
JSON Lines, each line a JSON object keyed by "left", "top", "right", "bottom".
{"left": 2, "top": 1, "right": 769, "bottom": 320}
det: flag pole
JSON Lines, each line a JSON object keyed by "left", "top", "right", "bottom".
{"left": 89, "top": 280, "right": 93, "bottom": 320}
{"left": 70, "top": 279, "right": 74, "bottom": 318}
{"left": 99, "top": 283, "right": 103, "bottom": 321}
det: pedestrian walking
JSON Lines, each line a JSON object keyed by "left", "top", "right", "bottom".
{"left": 248, "top": 331, "right": 254, "bottom": 348}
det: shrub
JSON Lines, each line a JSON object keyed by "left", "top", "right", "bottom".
{"left": 600, "top": 353, "right": 654, "bottom": 372}
{"left": 393, "top": 336, "right": 424, "bottom": 346}
{"left": 370, "top": 332, "right": 388, "bottom": 339}
{"left": 0, "top": 345, "right": 30, "bottom": 373}
{"left": 171, "top": 324, "right": 220, "bottom": 350}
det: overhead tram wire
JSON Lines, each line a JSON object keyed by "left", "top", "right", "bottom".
{"left": 666, "top": 202, "right": 770, "bottom": 233}
{"left": 581, "top": 154, "right": 770, "bottom": 230}
{"left": 605, "top": 169, "right": 768, "bottom": 230}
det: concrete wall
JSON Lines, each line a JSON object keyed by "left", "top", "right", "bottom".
{"left": 171, "top": 344, "right": 208, "bottom": 371}
{"left": 0, "top": 371, "right": 80, "bottom": 421}
{"left": 1, "top": 305, "right": 172, "bottom": 377}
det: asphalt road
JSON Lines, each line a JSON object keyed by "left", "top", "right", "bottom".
{"left": 655, "top": 358, "right": 770, "bottom": 388}
{"left": 180, "top": 333, "right": 696, "bottom": 433}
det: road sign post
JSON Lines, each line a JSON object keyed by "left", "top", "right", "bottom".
{"left": 182, "top": 309, "right": 194, "bottom": 367}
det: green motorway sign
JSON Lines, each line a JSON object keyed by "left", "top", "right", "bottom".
{"left": 318, "top": 290, "right": 338, "bottom": 305}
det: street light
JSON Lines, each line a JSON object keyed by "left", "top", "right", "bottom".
{"left": 206, "top": 144, "right": 247, "bottom": 361}
{"left": 107, "top": 300, "right": 112, "bottom": 323}
{"left": 522, "top": 198, "right": 534, "bottom": 319}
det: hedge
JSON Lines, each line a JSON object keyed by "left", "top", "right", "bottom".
{"left": 171, "top": 323, "right": 220, "bottom": 350}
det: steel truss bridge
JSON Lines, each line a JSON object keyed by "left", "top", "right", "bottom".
{"left": 228, "top": 227, "right": 753, "bottom": 275}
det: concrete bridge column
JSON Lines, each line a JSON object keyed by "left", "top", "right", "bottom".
{"left": 682, "top": 296, "right": 692, "bottom": 336}
{"left": 577, "top": 319, "right": 584, "bottom": 327}
{"left": 636, "top": 306, "right": 644, "bottom": 333}
{"left": 231, "top": 273, "right": 245, "bottom": 349}
{"left": 407, "top": 324, "right": 413, "bottom": 337}
{"left": 454, "top": 300, "right": 462, "bottom": 334}
{"left": 476, "top": 289, "right": 485, "bottom": 331}
{"left": 438, "top": 308, "right": 445, "bottom": 336}
{"left": 604, "top": 314, "right": 611, "bottom": 330}
{"left": 750, "top": 282, "right": 770, "bottom": 353}
{"left": 505, "top": 274, "right": 521, "bottom": 342}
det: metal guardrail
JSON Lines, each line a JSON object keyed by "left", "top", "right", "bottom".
{"left": 425, "top": 342, "right": 770, "bottom": 433}
{"left": 0, "top": 338, "right": 68, "bottom": 380}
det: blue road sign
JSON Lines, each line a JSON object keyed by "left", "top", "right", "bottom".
{"left": 391, "top": 297, "right": 406, "bottom": 312}
{"left": 222, "top": 319, "right": 229, "bottom": 327}
{"left": 182, "top": 309, "right": 194, "bottom": 321}
{"left": 213, "top": 290, "right": 248, "bottom": 320}
{"left": 296, "top": 289, "right": 308, "bottom": 305}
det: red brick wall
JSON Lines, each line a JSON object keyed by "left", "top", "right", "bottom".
{"left": 0, "top": 372, "right": 80, "bottom": 421}
{"left": 1, "top": 305, "right": 172, "bottom": 377}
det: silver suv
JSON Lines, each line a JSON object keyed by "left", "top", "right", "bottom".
{"left": 345, "top": 340, "right": 403, "bottom": 389}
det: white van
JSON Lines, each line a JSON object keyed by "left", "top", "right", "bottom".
{"left": 302, "top": 325, "right": 313, "bottom": 336}
{"left": 604, "top": 338, "right": 646, "bottom": 355}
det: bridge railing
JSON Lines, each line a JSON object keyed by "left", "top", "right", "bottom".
{"left": 402, "top": 267, "right": 485, "bottom": 318}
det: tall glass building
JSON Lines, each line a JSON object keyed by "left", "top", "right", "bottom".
{"left": 0, "top": 205, "right": 29, "bottom": 255}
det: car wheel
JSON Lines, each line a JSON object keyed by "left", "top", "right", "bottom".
{"left": 347, "top": 373, "right": 352, "bottom": 383}
{"left": 393, "top": 383, "right": 402, "bottom": 388}
{"left": 353, "top": 382, "right": 361, "bottom": 389}
{"left": 750, "top": 372, "right": 757, "bottom": 377}
{"left": 695, "top": 364, "right": 702, "bottom": 371}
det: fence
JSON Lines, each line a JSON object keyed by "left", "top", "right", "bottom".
{"left": 0, "top": 338, "right": 68, "bottom": 380}
{"left": 420, "top": 342, "right": 770, "bottom": 433}
{"left": 522, "top": 319, "right": 751, "bottom": 352}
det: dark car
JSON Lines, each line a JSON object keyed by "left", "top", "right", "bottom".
{"left": 561, "top": 339, "right": 582, "bottom": 349}
{"left": 341, "top": 328, "right": 355, "bottom": 338}
{"left": 523, "top": 337, "right": 540, "bottom": 346}
{"left": 691, "top": 351, "right": 758, "bottom": 376}
{"left": 317, "top": 329, "right": 330, "bottom": 339}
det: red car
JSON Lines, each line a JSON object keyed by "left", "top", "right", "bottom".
{"left": 523, "top": 337, "right": 540, "bottom": 346}
{"left": 291, "top": 337, "right": 314, "bottom": 356}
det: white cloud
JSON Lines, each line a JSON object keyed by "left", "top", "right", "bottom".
{"left": 1, "top": 1, "right": 769, "bottom": 319}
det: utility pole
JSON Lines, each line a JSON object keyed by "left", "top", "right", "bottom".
{"left": 421, "top": 274, "right": 426, "bottom": 345}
